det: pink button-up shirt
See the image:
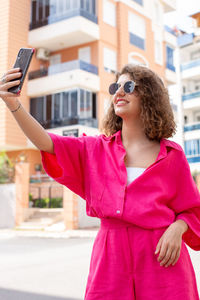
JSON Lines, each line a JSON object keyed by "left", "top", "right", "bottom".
{"left": 40, "top": 129, "right": 200, "bottom": 250}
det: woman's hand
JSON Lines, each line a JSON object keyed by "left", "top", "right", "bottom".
{"left": 0, "top": 68, "right": 22, "bottom": 108}
{"left": 155, "top": 221, "right": 188, "bottom": 267}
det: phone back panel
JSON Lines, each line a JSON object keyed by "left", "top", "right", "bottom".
{"left": 8, "top": 48, "right": 34, "bottom": 94}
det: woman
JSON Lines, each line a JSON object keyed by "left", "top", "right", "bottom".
{"left": 0, "top": 64, "right": 200, "bottom": 299}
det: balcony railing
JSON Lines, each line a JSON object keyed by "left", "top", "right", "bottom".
{"left": 184, "top": 122, "right": 200, "bottom": 132}
{"left": 180, "top": 59, "right": 200, "bottom": 71}
{"left": 132, "top": 0, "right": 143, "bottom": 5}
{"left": 29, "top": 60, "right": 98, "bottom": 80}
{"left": 166, "top": 62, "right": 175, "bottom": 72}
{"left": 164, "top": 25, "right": 176, "bottom": 36}
{"left": 182, "top": 90, "right": 200, "bottom": 101}
{"left": 30, "top": 8, "right": 97, "bottom": 30}
{"left": 129, "top": 33, "right": 145, "bottom": 50}
{"left": 41, "top": 117, "right": 98, "bottom": 130}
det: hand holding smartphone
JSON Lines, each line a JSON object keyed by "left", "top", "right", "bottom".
{"left": 8, "top": 48, "right": 35, "bottom": 94}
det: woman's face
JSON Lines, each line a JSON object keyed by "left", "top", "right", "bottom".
{"left": 112, "top": 73, "right": 141, "bottom": 121}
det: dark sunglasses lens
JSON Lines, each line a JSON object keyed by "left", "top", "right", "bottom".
{"left": 109, "top": 83, "right": 118, "bottom": 95}
{"left": 124, "top": 81, "right": 135, "bottom": 93}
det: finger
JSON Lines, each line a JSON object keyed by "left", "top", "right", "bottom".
{"left": 1, "top": 72, "right": 22, "bottom": 85}
{"left": 155, "top": 236, "right": 163, "bottom": 254}
{"left": 159, "top": 246, "right": 172, "bottom": 266}
{"left": 165, "top": 249, "right": 178, "bottom": 267}
{"left": 0, "top": 91, "right": 20, "bottom": 98}
{"left": 6, "top": 68, "right": 21, "bottom": 74}
{"left": 172, "top": 248, "right": 181, "bottom": 266}
{"left": 158, "top": 243, "right": 168, "bottom": 262}
{"left": 3, "top": 80, "right": 21, "bottom": 89}
{"left": 4, "top": 72, "right": 22, "bottom": 83}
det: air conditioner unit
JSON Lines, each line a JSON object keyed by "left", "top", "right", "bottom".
{"left": 36, "top": 48, "right": 50, "bottom": 60}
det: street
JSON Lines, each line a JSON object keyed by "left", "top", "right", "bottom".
{"left": 0, "top": 232, "right": 199, "bottom": 299}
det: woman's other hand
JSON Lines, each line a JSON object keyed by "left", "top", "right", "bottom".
{"left": 155, "top": 220, "right": 188, "bottom": 267}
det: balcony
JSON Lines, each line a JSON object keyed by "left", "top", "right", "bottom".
{"left": 184, "top": 122, "right": 200, "bottom": 132}
{"left": 42, "top": 117, "right": 98, "bottom": 130}
{"left": 164, "top": 25, "right": 177, "bottom": 47}
{"left": 29, "top": 2, "right": 99, "bottom": 51}
{"left": 161, "top": 0, "right": 176, "bottom": 12}
{"left": 182, "top": 91, "right": 200, "bottom": 109}
{"left": 184, "top": 139, "right": 200, "bottom": 163}
{"left": 28, "top": 60, "right": 99, "bottom": 97}
{"left": 181, "top": 59, "right": 200, "bottom": 80}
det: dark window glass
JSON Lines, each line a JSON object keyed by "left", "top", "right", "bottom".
{"left": 92, "top": 93, "right": 96, "bottom": 118}
{"left": 71, "top": 91, "right": 78, "bottom": 117}
{"left": 46, "top": 95, "right": 52, "bottom": 121}
{"left": 38, "top": 0, "right": 44, "bottom": 20}
{"left": 44, "top": 0, "right": 50, "bottom": 18}
{"left": 80, "top": 0, "right": 84, "bottom": 10}
{"left": 91, "top": 0, "right": 96, "bottom": 14}
{"left": 31, "top": 0, "right": 37, "bottom": 23}
{"left": 54, "top": 93, "right": 60, "bottom": 119}
{"left": 63, "top": 92, "right": 69, "bottom": 118}
{"left": 86, "top": 0, "right": 90, "bottom": 12}
{"left": 30, "top": 97, "right": 44, "bottom": 122}
{"left": 80, "top": 89, "right": 84, "bottom": 115}
{"left": 86, "top": 91, "right": 91, "bottom": 117}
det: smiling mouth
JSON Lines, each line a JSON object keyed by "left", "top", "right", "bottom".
{"left": 116, "top": 99, "right": 129, "bottom": 105}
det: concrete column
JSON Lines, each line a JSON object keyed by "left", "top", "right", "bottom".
{"left": 15, "top": 162, "right": 29, "bottom": 226}
{"left": 63, "top": 186, "right": 78, "bottom": 230}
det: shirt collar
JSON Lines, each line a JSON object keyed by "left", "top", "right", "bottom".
{"left": 104, "top": 129, "right": 181, "bottom": 161}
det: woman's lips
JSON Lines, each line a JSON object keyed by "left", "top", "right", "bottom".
{"left": 116, "top": 99, "right": 129, "bottom": 106}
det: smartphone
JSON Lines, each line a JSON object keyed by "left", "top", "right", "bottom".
{"left": 8, "top": 48, "right": 35, "bottom": 94}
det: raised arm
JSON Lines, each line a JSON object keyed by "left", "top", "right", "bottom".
{"left": 0, "top": 68, "right": 54, "bottom": 154}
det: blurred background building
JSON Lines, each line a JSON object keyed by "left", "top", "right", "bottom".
{"left": 0, "top": 0, "right": 184, "bottom": 229}
{"left": 177, "top": 12, "right": 200, "bottom": 173}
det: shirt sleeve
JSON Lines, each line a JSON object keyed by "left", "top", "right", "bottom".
{"left": 173, "top": 149, "right": 200, "bottom": 250}
{"left": 40, "top": 132, "right": 87, "bottom": 199}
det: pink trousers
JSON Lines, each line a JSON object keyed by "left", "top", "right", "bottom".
{"left": 84, "top": 218, "right": 199, "bottom": 300}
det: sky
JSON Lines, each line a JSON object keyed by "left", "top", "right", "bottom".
{"left": 164, "top": 0, "right": 200, "bottom": 33}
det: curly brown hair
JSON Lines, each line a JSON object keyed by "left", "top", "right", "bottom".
{"left": 100, "top": 64, "right": 177, "bottom": 142}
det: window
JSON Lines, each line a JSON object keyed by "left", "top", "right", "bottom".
{"left": 132, "top": 0, "right": 143, "bottom": 5}
{"left": 78, "top": 47, "right": 91, "bottom": 63}
{"left": 80, "top": 89, "right": 92, "bottom": 118}
{"left": 128, "top": 12, "right": 146, "bottom": 50}
{"left": 166, "top": 45, "right": 175, "bottom": 72}
{"left": 103, "top": 0, "right": 116, "bottom": 27}
{"left": 30, "top": 89, "right": 96, "bottom": 128}
{"left": 30, "top": 97, "right": 44, "bottom": 122}
{"left": 184, "top": 115, "right": 188, "bottom": 124}
{"left": 63, "top": 92, "right": 69, "bottom": 118}
{"left": 154, "top": 2, "right": 162, "bottom": 26}
{"left": 70, "top": 91, "right": 78, "bottom": 117}
{"left": 191, "top": 49, "right": 200, "bottom": 60}
{"left": 155, "top": 40, "right": 163, "bottom": 65}
{"left": 104, "top": 47, "right": 117, "bottom": 73}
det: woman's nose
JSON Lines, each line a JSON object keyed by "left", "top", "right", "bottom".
{"left": 115, "top": 85, "right": 125, "bottom": 97}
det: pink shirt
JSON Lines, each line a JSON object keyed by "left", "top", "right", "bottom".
{"left": 40, "top": 129, "right": 200, "bottom": 250}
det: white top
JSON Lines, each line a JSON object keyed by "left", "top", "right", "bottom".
{"left": 126, "top": 167, "right": 146, "bottom": 185}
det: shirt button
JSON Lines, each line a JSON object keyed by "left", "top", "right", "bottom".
{"left": 116, "top": 210, "right": 120, "bottom": 214}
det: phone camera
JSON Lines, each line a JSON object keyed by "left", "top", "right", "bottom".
{"left": 18, "top": 49, "right": 23, "bottom": 58}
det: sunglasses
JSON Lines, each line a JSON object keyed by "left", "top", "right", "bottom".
{"left": 109, "top": 80, "right": 136, "bottom": 95}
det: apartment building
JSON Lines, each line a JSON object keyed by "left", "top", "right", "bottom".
{"left": 0, "top": 0, "right": 178, "bottom": 227}
{"left": 178, "top": 12, "right": 200, "bottom": 174}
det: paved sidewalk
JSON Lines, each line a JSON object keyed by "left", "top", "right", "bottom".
{"left": 0, "top": 227, "right": 99, "bottom": 239}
